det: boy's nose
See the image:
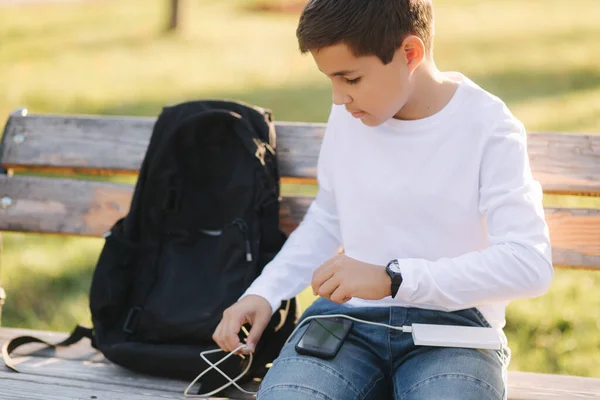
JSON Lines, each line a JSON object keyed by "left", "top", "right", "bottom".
{"left": 332, "top": 90, "right": 352, "bottom": 105}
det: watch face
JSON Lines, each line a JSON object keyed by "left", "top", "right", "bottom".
{"left": 389, "top": 260, "right": 402, "bottom": 273}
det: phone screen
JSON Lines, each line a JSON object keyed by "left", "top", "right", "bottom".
{"left": 296, "top": 318, "right": 352, "bottom": 355}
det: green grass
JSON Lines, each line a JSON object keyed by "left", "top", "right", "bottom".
{"left": 1, "top": 0, "right": 599, "bottom": 378}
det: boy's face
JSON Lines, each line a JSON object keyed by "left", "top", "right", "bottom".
{"left": 311, "top": 42, "right": 416, "bottom": 127}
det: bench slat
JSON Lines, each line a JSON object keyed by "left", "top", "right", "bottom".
{"left": 1, "top": 327, "right": 599, "bottom": 400}
{"left": 4, "top": 371, "right": 597, "bottom": 400}
{"left": 508, "top": 371, "right": 600, "bottom": 400}
{"left": 2, "top": 114, "right": 600, "bottom": 195}
{"left": 0, "top": 372, "right": 184, "bottom": 400}
{"left": 0, "top": 327, "right": 255, "bottom": 399}
{"left": 1, "top": 175, "right": 598, "bottom": 269}
{"left": 528, "top": 132, "right": 600, "bottom": 197}
{"left": 0, "top": 356, "right": 205, "bottom": 396}
{"left": 0, "top": 175, "right": 132, "bottom": 237}
{"left": 545, "top": 208, "right": 600, "bottom": 269}
{"left": 1, "top": 114, "right": 324, "bottom": 181}
{"left": 0, "top": 175, "right": 309, "bottom": 237}
{"left": 0, "top": 369, "right": 254, "bottom": 400}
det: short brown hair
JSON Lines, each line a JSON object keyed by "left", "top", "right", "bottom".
{"left": 297, "top": 0, "right": 434, "bottom": 64}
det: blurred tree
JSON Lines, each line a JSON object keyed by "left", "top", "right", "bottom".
{"left": 167, "top": 0, "right": 180, "bottom": 32}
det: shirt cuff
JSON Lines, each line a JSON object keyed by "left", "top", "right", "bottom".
{"left": 393, "top": 258, "right": 420, "bottom": 302}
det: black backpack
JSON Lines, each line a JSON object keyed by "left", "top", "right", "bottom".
{"left": 3, "top": 100, "right": 298, "bottom": 395}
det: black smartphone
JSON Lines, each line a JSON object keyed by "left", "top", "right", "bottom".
{"left": 295, "top": 317, "right": 353, "bottom": 359}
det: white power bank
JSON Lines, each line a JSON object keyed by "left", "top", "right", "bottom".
{"left": 411, "top": 323, "right": 502, "bottom": 350}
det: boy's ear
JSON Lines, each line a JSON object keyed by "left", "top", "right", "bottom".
{"left": 401, "top": 35, "right": 426, "bottom": 72}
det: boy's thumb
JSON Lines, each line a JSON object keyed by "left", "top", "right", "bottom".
{"left": 246, "top": 313, "right": 270, "bottom": 352}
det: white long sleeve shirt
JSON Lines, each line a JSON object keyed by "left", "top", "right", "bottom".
{"left": 241, "top": 73, "right": 553, "bottom": 329}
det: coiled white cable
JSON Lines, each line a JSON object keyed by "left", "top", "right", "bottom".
{"left": 183, "top": 344, "right": 255, "bottom": 398}
{"left": 184, "top": 314, "right": 413, "bottom": 398}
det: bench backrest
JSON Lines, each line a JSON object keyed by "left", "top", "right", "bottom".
{"left": 1, "top": 109, "right": 599, "bottom": 269}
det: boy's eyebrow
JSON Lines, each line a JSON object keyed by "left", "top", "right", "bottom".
{"left": 322, "top": 69, "right": 359, "bottom": 77}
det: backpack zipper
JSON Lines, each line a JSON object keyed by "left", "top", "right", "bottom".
{"left": 232, "top": 218, "right": 253, "bottom": 262}
{"left": 198, "top": 228, "right": 222, "bottom": 237}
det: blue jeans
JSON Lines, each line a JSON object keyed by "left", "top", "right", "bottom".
{"left": 257, "top": 298, "right": 511, "bottom": 400}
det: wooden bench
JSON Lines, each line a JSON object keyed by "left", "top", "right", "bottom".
{"left": 0, "top": 107, "right": 599, "bottom": 399}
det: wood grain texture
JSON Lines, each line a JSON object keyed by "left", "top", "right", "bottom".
{"left": 1, "top": 328, "right": 599, "bottom": 400}
{"left": 0, "top": 327, "right": 256, "bottom": 399}
{"left": 545, "top": 208, "right": 600, "bottom": 269}
{"left": 0, "top": 175, "right": 131, "bottom": 237}
{"left": 0, "top": 369, "right": 257, "bottom": 400}
{"left": 527, "top": 132, "right": 600, "bottom": 196}
{"left": 2, "top": 356, "right": 199, "bottom": 394}
{"left": 0, "top": 114, "right": 325, "bottom": 180}
{"left": 0, "top": 175, "right": 598, "bottom": 268}
{"left": 508, "top": 371, "right": 600, "bottom": 400}
{"left": 0, "top": 175, "right": 310, "bottom": 238}
{"left": 2, "top": 114, "right": 599, "bottom": 195}
{"left": 0, "top": 370, "right": 188, "bottom": 400}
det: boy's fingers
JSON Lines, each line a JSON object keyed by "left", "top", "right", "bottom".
{"left": 212, "top": 323, "right": 224, "bottom": 349}
{"left": 246, "top": 312, "right": 270, "bottom": 353}
{"left": 317, "top": 275, "right": 340, "bottom": 299}
{"left": 312, "top": 265, "right": 335, "bottom": 295}
{"left": 224, "top": 319, "right": 243, "bottom": 352}
{"left": 330, "top": 286, "right": 350, "bottom": 304}
{"left": 312, "top": 257, "right": 334, "bottom": 277}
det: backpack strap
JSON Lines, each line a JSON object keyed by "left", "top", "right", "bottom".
{"left": 2, "top": 325, "right": 94, "bottom": 372}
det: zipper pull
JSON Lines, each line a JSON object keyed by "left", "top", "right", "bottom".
{"left": 233, "top": 219, "right": 253, "bottom": 262}
{"left": 245, "top": 239, "right": 253, "bottom": 262}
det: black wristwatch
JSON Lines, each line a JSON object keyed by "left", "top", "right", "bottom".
{"left": 385, "top": 259, "right": 403, "bottom": 298}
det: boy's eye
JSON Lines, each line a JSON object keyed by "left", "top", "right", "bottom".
{"left": 345, "top": 77, "right": 361, "bottom": 85}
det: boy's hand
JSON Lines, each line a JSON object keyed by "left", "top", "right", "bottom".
{"left": 311, "top": 254, "right": 391, "bottom": 304}
{"left": 212, "top": 295, "right": 272, "bottom": 355}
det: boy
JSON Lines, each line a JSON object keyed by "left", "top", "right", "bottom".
{"left": 213, "top": 0, "right": 553, "bottom": 398}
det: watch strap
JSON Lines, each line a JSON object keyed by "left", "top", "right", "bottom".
{"left": 386, "top": 259, "right": 403, "bottom": 298}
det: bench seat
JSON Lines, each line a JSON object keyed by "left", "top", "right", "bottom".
{"left": 2, "top": 327, "right": 599, "bottom": 400}
{"left": 1, "top": 111, "right": 599, "bottom": 399}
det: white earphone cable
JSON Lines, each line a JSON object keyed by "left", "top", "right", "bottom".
{"left": 183, "top": 344, "right": 255, "bottom": 398}
{"left": 184, "top": 314, "right": 413, "bottom": 398}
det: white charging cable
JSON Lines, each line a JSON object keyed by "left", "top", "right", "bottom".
{"left": 285, "top": 314, "right": 413, "bottom": 345}
{"left": 183, "top": 343, "right": 255, "bottom": 398}
{"left": 184, "top": 314, "right": 413, "bottom": 398}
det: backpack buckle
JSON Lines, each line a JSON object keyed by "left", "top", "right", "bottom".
{"left": 253, "top": 138, "right": 274, "bottom": 166}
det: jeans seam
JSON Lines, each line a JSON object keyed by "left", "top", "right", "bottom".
{"left": 471, "top": 307, "right": 492, "bottom": 328}
{"left": 361, "top": 373, "right": 386, "bottom": 400}
{"left": 471, "top": 307, "right": 512, "bottom": 368}
{"left": 398, "top": 373, "right": 503, "bottom": 400}
{"left": 272, "top": 356, "right": 362, "bottom": 397}
{"left": 259, "top": 384, "right": 335, "bottom": 400}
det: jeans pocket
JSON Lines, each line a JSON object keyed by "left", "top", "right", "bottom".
{"left": 498, "top": 343, "right": 512, "bottom": 367}
{"left": 470, "top": 308, "right": 511, "bottom": 368}
{"left": 470, "top": 307, "right": 493, "bottom": 328}
{"left": 444, "top": 308, "right": 511, "bottom": 368}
